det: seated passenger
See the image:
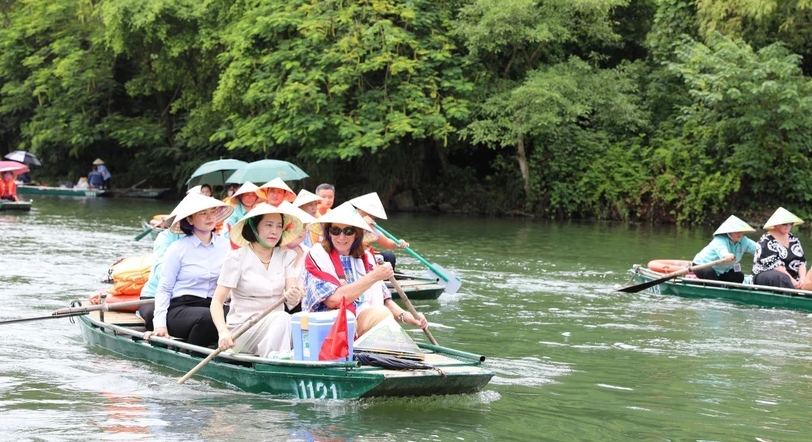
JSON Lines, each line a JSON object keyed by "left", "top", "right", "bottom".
{"left": 302, "top": 202, "right": 428, "bottom": 337}
{"left": 692, "top": 215, "right": 757, "bottom": 283}
{"left": 1, "top": 171, "right": 18, "bottom": 201}
{"left": 144, "top": 193, "right": 233, "bottom": 349}
{"left": 752, "top": 207, "right": 806, "bottom": 289}
{"left": 210, "top": 203, "right": 307, "bottom": 357}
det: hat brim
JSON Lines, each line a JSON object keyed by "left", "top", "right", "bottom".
{"left": 169, "top": 194, "right": 234, "bottom": 234}
{"left": 229, "top": 202, "right": 309, "bottom": 247}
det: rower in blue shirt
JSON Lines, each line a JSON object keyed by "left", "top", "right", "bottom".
{"left": 692, "top": 215, "right": 758, "bottom": 283}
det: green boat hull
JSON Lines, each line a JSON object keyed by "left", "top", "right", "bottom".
{"left": 630, "top": 265, "right": 812, "bottom": 312}
{"left": 0, "top": 201, "right": 32, "bottom": 211}
{"left": 77, "top": 314, "right": 492, "bottom": 399}
{"left": 17, "top": 185, "right": 105, "bottom": 197}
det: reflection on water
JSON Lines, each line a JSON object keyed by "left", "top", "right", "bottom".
{"left": 2, "top": 197, "right": 812, "bottom": 440}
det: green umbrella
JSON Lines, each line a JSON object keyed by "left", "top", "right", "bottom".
{"left": 225, "top": 159, "right": 308, "bottom": 184}
{"left": 186, "top": 159, "right": 248, "bottom": 187}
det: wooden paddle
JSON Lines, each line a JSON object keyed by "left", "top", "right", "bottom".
{"left": 0, "top": 298, "right": 155, "bottom": 325}
{"left": 177, "top": 298, "right": 285, "bottom": 384}
{"left": 114, "top": 178, "right": 147, "bottom": 198}
{"left": 375, "top": 224, "right": 462, "bottom": 294}
{"left": 377, "top": 257, "right": 438, "bottom": 345}
{"left": 616, "top": 257, "right": 730, "bottom": 293}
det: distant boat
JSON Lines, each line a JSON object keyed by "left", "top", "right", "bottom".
{"left": 388, "top": 272, "right": 445, "bottom": 300}
{"left": 17, "top": 184, "right": 104, "bottom": 198}
{"left": 0, "top": 200, "right": 32, "bottom": 212}
{"left": 102, "top": 188, "right": 170, "bottom": 199}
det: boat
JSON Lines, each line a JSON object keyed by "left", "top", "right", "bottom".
{"left": 102, "top": 188, "right": 171, "bottom": 199}
{"left": 629, "top": 264, "right": 812, "bottom": 312}
{"left": 0, "top": 200, "right": 32, "bottom": 212}
{"left": 140, "top": 221, "right": 165, "bottom": 241}
{"left": 387, "top": 272, "right": 445, "bottom": 300}
{"left": 77, "top": 309, "right": 493, "bottom": 399}
{"left": 17, "top": 184, "right": 105, "bottom": 197}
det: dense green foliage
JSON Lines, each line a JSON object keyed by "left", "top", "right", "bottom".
{"left": 0, "top": 0, "right": 810, "bottom": 223}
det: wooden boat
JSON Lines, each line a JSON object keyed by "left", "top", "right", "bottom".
{"left": 629, "top": 264, "right": 812, "bottom": 312}
{"left": 387, "top": 272, "right": 445, "bottom": 300}
{"left": 77, "top": 309, "right": 493, "bottom": 399}
{"left": 17, "top": 184, "right": 105, "bottom": 197}
{"left": 0, "top": 200, "right": 32, "bottom": 212}
{"left": 103, "top": 188, "right": 171, "bottom": 199}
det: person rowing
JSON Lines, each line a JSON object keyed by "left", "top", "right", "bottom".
{"left": 692, "top": 215, "right": 757, "bottom": 283}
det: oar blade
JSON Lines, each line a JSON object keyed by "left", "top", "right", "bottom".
{"left": 616, "top": 277, "right": 668, "bottom": 293}
{"left": 425, "top": 263, "right": 462, "bottom": 294}
{"left": 134, "top": 227, "right": 154, "bottom": 241}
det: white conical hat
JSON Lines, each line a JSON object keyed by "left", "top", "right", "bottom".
{"left": 92, "top": 158, "right": 105, "bottom": 165}
{"left": 349, "top": 192, "right": 387, "bottom": 220}
{"left": 306, "top": 202, "right": 376, "bottom": 242}
{"left": 257, "top": 177, "right": 295, "bottom": 202}
{"left": 763, "top": 207, "right": 804, "bottom": 229}
{"left": 293, "top": 189, "right": 322, "bottom": 207}
{"left": 186, "top": 185, "right": 203, "bottom": 195}
{"left": 278, "top": 200, "right": 317, "bottom": 224}
{"left": 225, "top": 181, "right": 260, "bottom": 205}
{"left": 714, "top": 215, "right": 755, "bottom": 235}
{"left": 168, "top": 193, "right": 234, "bottom": 234}
{"left": 229, "top": 202, "right": 307, "bottom": 247}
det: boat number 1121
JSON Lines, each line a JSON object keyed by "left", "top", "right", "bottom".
{"left": 296, "top": 380, "right": 338, "bottom": 399}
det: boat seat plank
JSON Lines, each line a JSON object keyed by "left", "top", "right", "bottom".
{"left": 89, "top": 311, "right": 144, "bottom": 325}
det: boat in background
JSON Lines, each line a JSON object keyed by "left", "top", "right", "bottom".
{"left": 0, "top": 200, "right": 32, "bottom": 212}
{"left": 629, "top": 264, "right": 812, "bottom": 312}
{"left": 77, "top": 308, "right": 493, "bottom": 399}
{"left": 17, "top": 184, "right": 105, "bottom": 198}
{"left": 388, "top": 272, "right": 445, "bottom": 300}
{"left": 103, "top": 188, "right": 171, "bottom": 199}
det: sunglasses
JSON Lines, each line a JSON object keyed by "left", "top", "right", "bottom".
{"left": 328, "top": 226, "right": 357, "bottom": 236}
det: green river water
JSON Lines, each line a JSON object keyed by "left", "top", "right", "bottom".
{"left": 1, "top": 196, "right": 811, "bottom": 441}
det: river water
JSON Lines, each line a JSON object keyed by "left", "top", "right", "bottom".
{"left": 2, "top": 196, "right": 812, "bottom": 441}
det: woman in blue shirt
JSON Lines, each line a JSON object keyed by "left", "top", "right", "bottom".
{"left": 692, "top": 215, "right": 757, "bottom": 283}
{"left": 144, "top": 193, "right": 233, "bottom": 348}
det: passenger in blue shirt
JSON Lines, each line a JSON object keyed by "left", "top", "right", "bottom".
{"left": 87, "top": 166, "right": 104, "bottom": 188}
{"left": 143, "top": 193, "right": 234, "bottom": 349}
{"left": 692, "top": 215, "right": 758, "bottom": 283}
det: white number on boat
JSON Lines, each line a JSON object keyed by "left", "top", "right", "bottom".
{"left": 649, "top": 285, "right": 661, "bottom": 295}
{"left": 296, "top": 380, "right": 338, "bottom": 399}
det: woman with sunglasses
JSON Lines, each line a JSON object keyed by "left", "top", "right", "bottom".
{"left": 691, "top": 215, "right": 757, "bottom": 283}
{"left": 302, "top": 202, "right": 428, "bottom": 337}
{"left": 752, "top": 207, "right": 806, "bottom": 289}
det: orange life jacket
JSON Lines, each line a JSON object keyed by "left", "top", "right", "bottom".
{"left": 1, "top": 179, "right": 15, "bottom": 197}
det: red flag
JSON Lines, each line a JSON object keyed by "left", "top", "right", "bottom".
{"left": 318, "top": 298, "right": 350, "bottom": 361}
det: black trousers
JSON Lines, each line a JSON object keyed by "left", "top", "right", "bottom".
{"left": 380, "top": 250, "right": 397, "bottom": 272}
{"left": 139, "top": 299, "right": 155, "bottom": 331}
{"left": 754, "top": 269, "right": 795, "bottom": 289}
{"left": 693, "top": 266, "right": 745, "bottom": 284}
{"left": 165, "top": 295, "right": 228, "bottom": 348}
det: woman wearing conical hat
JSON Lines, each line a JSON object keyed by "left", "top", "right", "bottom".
{"left": 210, "top": 203, "right": 309, "bottom": 357}
{"left": 222, "top": 182, "right": 262, "bottom": 246}
{"left": 752, "top": 207, "right": 806, "bottom": 289}
{"left": 692, "top": 216, "right": 758, "bottom": 283}
{"left": 302, "top": 203, "right": 428, "bottom": 337}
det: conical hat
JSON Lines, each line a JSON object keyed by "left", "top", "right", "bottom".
{"left": 186, "top": 185, "right": 203, "bottom": 195}
{"left": 229, "top": 202, "right": 307, "bottom": 247}
{"left": 225, "top": 181, "right": 260, "bottom": 205}
{"left": 349, "top": 192, "right": 387, "bottom": 220}
{"left": 293, "top": 189, "right": 323, "bottom": 207}
{"left": 92, "top": 158, "right": 105, "bottom": 165}
{"left": 763, "top": 207, "right": 804, "bottom": 229}
{"left": 354, "top": 316, "right": 424, "bottom": 360}
{"left": 306, "top": 202, "right": 377, "bottom": 243}
{"left": 168, "top": 193, "right": 234, "bottom": 234}
{"left": 278, "top": 200, "right": 317, "bottom": 224}
{"left": 257, "top": 177, "right": 296, "bottom": 202}
{"left": 714, "top": 215, "right": 755, "bottom": 235}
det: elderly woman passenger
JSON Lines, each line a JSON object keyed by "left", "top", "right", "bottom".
{"left": 752, "top": 207, "right": 806, "bottom": 289}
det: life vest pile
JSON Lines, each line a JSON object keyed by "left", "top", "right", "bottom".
{"left": 106, "top": 254, "right": 153, "bottom": 305}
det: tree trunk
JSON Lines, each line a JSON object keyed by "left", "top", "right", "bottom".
{"left": 516, "top": 123, "right": 530, "bottom": 199}
{"left": 433, "top": 139, "right": 450, "bottom": 173}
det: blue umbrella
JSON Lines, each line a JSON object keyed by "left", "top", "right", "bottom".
{"left": 186, "top": 159, "right": 248, "bottom": 187}
{"left": 226, "top": 159, "right": 308, "bottom": 184}
{"left": 4, "top": 150, "right": 41, "bottom": 166}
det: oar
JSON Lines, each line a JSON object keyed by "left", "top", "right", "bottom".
{"left": 377, "top": 257, "right": 438, "bottom": 345}
{"left": 177, "top": 298, "right": 285, "bottom": 384}
{"left": 375, "top": 224, "right": 462, "bottom": 294}
{"left": 616, "top": 257, "right": 730, "bottom": 293}
{"left": 134, "top": 226, "right": 155, "bottom": 241}
{"left": 0, "top": 298, "right": 155, "bottom": 325}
